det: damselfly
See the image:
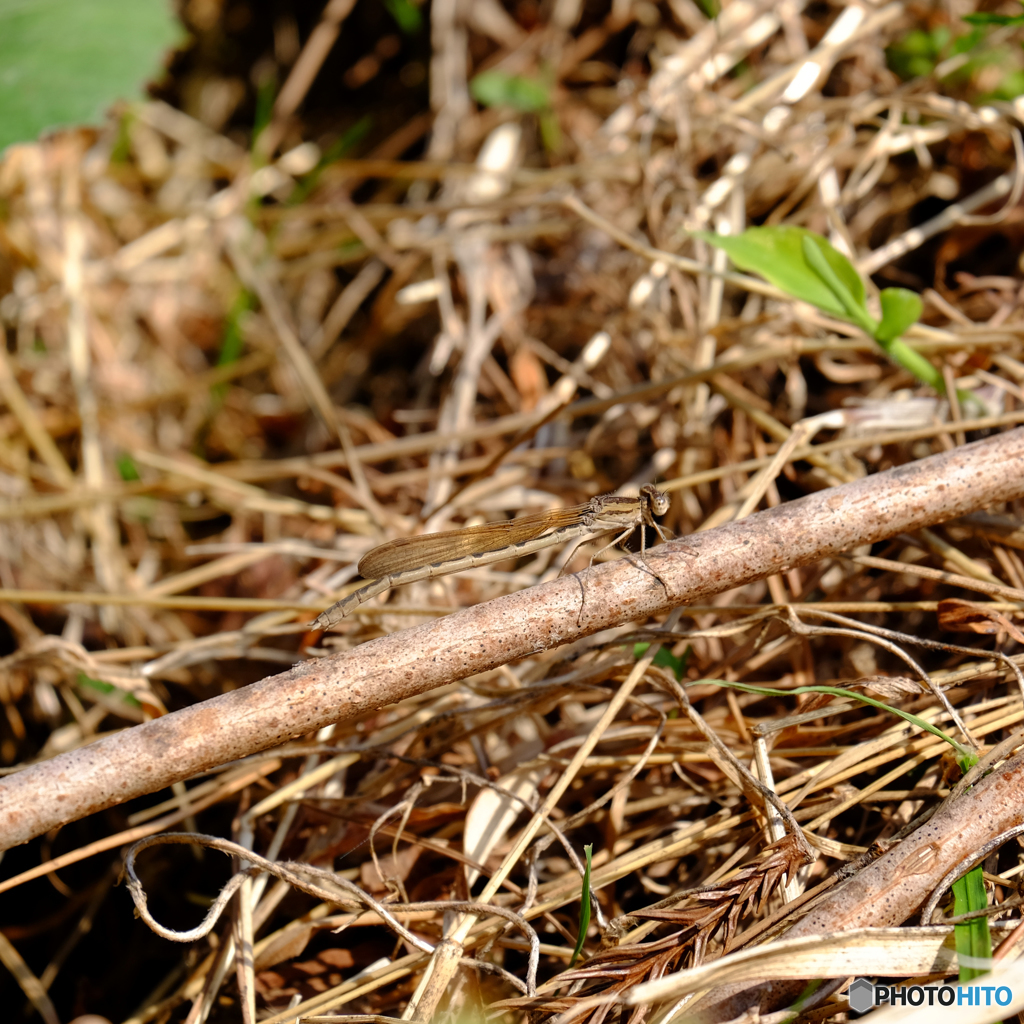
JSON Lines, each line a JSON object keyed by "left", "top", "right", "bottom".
{"left": 312, "top": 484, "right": 670, "bottom": 629}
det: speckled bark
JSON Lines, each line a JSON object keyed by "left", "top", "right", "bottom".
{"left": 0, "top": 429, "right": 1022, "bottom": 852}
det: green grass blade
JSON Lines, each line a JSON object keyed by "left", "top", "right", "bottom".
{"left": 952, "top": 866, "right": 992, "bottom": 982}
{"left": 570, "top": 844, "right": 593, "bottom": 967}
{"left": 686, "top": 679, "right": 973, "bottom": 761}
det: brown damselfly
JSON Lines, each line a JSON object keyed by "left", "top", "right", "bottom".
{"left": 313, "top": 484, "right": 670, "bottom": 629}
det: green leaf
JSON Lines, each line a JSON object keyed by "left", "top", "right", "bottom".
{"left": 110, "top": 109, "right": 134, "bottom": 164}
{"left": 692, "top": 0, "right": 719, "bottom": 16}
{"left": 470, "top": 70, "right": 550, "bottom": 112}
{"left": 384, "top": 0, "right": 423, "bottom": 34}
{"left": 252, "top": 70, "right": 278, "bottom": 150}
{"left": 885, "top": 26, "right": 951, "bottom": 79}
{"left": 218, "top": 291, "right": 252, "bottom": 367}
{"left": 865, "top": 290, "right": 948, "bottom": 394}
{"left": 570, "top": 844, "right": 593, "bottom": 967}
{"left": 115, "top": 454, "right": 140, "bottom": 482}
{"left": 633, "top": 642, "right": 688, "bottom": 680}
{"left": 950, "top": 27, "right": 986, "bottom": 58}
{"left": 697, "top": 227, "right": 961, "bottom": 395}
{"left": 952, "top": 866, "right": 992, "bottom": 982}
{"left": 0, "top": 0, "right": 184, "bottom": 152}
{"left": 875, "top": 288, "right": 924, "bottom": 343}
{"left": 987, "top": 67, "right": 1024, "bottom": 102}
{"left": 538, "top": 109, "right": 562, "bottom": 154}
{"left": 694, "top": 227, "right": 869, "bottom": 324}
{"left": 799, "top": 234, "right": 875, "bottom": 332}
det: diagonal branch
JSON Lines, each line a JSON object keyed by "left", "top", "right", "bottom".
{"left": 0, "top": 429, "right": 1022, "bottom": 852}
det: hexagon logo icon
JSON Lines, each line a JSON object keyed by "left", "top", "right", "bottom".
{"left": 848, "top": 978, "right": 875, "bottom": 1014}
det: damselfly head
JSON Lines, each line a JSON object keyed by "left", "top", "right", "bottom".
{"left": 641, "top": 484, "right": 670, "bottom": 517}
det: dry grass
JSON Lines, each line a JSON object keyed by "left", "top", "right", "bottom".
{"left": 1, "top": 1, "right": 1024, "bottom": 1022}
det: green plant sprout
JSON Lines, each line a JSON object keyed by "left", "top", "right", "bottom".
{"left": 885, "top": 24, "right": 986, "bottom": 82}
{"left": 115, "top": 453, "right": 141, "bottom": 482}
{"left": 940, "top": 749, "right": 990, "bottom": 984}
{"left": 289, "top": 115, "right": 373, "bottom": 205}
{"left": 77, "top": 672, "right": 142, "bottom": 712}
{"left": 964, "top": 2, "right": 1024, "bottom": 30}
{"left": 885, "top": 3, "right": 1024, "bottom": 100}
{"left": 250, "top": 71, "right": 279, "bottom": 162}
{"left": 952, "top": 856, "right": 992, "bottom": 983}
{"left": 695, "top": 226, "right": 981, "bottom": 412}
{"left": 470, "top": 70, "right": 561, "bottom": 152}
{"left": 570, "top": 843, "right": 593, "bottom": 967}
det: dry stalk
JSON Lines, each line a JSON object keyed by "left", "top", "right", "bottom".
{"left": 685, "top": 748, "right": 1024, "bottom": 1021}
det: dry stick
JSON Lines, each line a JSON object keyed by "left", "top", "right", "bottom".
{"left": 128, "top": 449, "right": 372, "bottom": 533}
{"left": 266, "top": 156, "right": 636, "bottom": 188}
{"left": 0, "top": 346, "right": 75, "bottom": 487}
{"left": 858, "top": 167, "right": 1021, "bottom": 276}
{"left": 845, "top": 553, "right": 1024, "bottom": 603}
{"left": 563, "top": 194, "right": 784, "bottom": 302}
{"left": 0, "top": 430, "right": 1023, "bottom": 852}
{"left": 0, "top": 591, "right": 319, "bottom": 614}
{"left": 306, "top": 259, "right": 386, "bottom": 361}
{"left": 2, "top": 590, "right": 1014, "bottom": 623}
{"left": 254, "top": 0, "right": 357, "bottom": 160}
{"left": 0, "top": 930, "right": 58, "bottom": 1024}
{"left": 434, "top": 330, "right": 612, "bottom": 514}
{"left": 225, "top": 232, "right": 344, "bottom": 444}
{"left": 64, "top": 163, "right": 126, "bottom": 630}
{"left": 0, "top": 761, "right": 279, "bottom": 897}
